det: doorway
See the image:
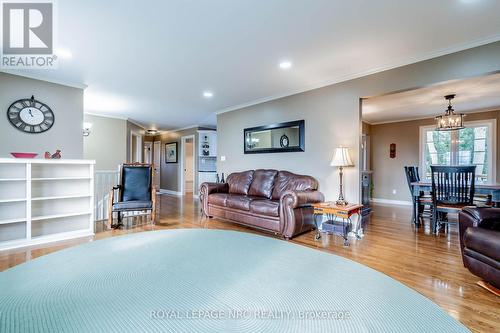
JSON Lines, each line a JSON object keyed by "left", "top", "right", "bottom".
{"left": 181, "top": 135, "right": 195, "bottom": 195}
{"left": 130, "top": 131, "right": 143, "bottom": 163}
{"left": 153, "top": 141, "right": 161, "bottom": 191}
{"left": 144, "top": 142, "right": 152, "bottom": 164}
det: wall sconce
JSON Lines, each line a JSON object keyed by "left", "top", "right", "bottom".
{"left": 83, "top": 122, "right": 92, "bottom": 137}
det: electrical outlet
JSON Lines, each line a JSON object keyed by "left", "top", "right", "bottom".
{"left": 392, "top": 189, "right": 397, "bottom": 195}
{"left": 220, "top": 156, "right": 226, "bottom": 161}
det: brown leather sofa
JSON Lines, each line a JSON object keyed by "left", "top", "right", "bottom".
{"left": 458, "top": 207, "right": 500, "bottom": 289}
{"left": 200, "top": 170, "right": 324, "bottom": 239}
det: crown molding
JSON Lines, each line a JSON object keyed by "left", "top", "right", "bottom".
{"left": 216, "top": 34, "right": 500, "bottom": 115}
{"left": 366, "top": 106, "right": 500, "bottom": 126}
{"left": 84, "top": 112, "right": 128, "bottom": 121}
{"left": 0, "top": 69, "right": 87, "bottom": 89}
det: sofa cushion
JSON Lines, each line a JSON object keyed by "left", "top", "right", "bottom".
{"left": 250, "top": 199, "right": 280, "bottom": 217}
{"left": 227, "top": 171, "right": 254, "bottom": 195}
{"left": 208, "top": 193, "right": 229, "bottom": 207}
{"left": 271, "top": 171, "right": 318, "bottom": 200}
{"left": 248, "top": 169, "right": 278, "bottom": 198}
{"left": 226, "top": 195, "right": 254, "bottom": 211}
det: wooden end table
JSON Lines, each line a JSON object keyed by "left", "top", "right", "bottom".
{"left": 312, "top": 202, "right": 363, "bottom": 246}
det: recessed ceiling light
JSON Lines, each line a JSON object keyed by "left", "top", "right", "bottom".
{"left": 279, "top": 61, "right": 292, "bottom": 70}
{"left": 54, "top": 48, "right": 73, "bottom": 59}
{"left": 203, "top": 91, "right": 213, "bottom": 98}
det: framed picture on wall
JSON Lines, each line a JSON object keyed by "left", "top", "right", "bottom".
{"left": 165, "top": 142, "right": 178, "bottom": 163}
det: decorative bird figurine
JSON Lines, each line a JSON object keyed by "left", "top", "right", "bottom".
{"left": 44, "top": 152, "right": 51, "bottom": 159}
{"left": 51, "top": 150, "right": 62, "bottom": 159}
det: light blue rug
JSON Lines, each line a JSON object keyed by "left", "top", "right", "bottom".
{"left": 0, "top": 229, "right": 469, "bottom": 332}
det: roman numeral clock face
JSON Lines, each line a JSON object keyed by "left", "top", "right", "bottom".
{"left": 7, "top": 97, "right": 55, "bottom": 133}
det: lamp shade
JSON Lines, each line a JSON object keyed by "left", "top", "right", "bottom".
{"left": 331, "top": 147, "right": 353, "bottom": 167}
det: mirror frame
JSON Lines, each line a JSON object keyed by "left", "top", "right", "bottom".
{"left": 243, "top": 120, "right": 305, "bottom": 154}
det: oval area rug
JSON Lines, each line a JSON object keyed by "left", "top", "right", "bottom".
{"left": 0, "top": 229, "right": 469, "bottom": 332}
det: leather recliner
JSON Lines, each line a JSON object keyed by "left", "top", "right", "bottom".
{"left": 458, "top": 207, "right": 500, "bottom": 288}
{"left": 200, "top": 170, "right": 324, "bottom": 239}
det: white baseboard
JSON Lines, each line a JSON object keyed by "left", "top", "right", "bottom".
{"left": 159, "top": 189, "right": 183, "bottom": 196}
{"left": 370, "top": 198, "right": 412, "bottom": 206}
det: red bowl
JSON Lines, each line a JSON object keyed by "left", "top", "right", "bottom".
{"left": 10, "top": 152, "right": 38, "bottom": 159}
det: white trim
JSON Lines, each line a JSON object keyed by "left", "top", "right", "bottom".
{"left": 419, "top": 119, "right": 496, "bottom": 182}
{"left": 180, "top": 135, "right": 196, "bottom": 195}
{"left": 0, "top": 70, "right": 88, "bottom": 89}
{"left": 365, "top": 106, "right": 500, "bottom": 126}
{"left": 153, "top": 141, "right": 162, "bottom": 189}
{"left": 216, "top": 34, "right": 500, "bottom": 115}
{"left": 127, "top": 118, "right": 147, "bottom": 130}
{"left": 129, "top": 130, "right": 143, "bottom": 163}
{"left": 143, "top": 141, "right": 153, "bottom": 164}
{"left": 159, "top": 189, "right": 182, "bottom": 196}
{"left": 370, "top": 198, "right": 412, "bottom": 206}
{"left": 84, "top": 112, "right": 128, "bottom": 121}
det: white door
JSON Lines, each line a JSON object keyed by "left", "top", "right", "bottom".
{"left": 153, "top": 141, "right": 161, "bottom": 190}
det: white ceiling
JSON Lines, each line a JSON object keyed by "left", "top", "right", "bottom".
{"left": 362, "top": 72, "right": 500, "bottom": 124}
{"left": 4, "top": 0, "right": 500, "bottom": 130}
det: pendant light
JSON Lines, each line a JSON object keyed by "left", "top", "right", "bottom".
{"left": 435, "top": 94, "right": 465, "bottom": 131}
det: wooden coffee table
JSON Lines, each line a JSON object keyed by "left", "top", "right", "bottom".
{"left": 312, "top": 202, "right": 363, "bottom": 246}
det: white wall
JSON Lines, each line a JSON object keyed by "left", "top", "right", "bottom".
{"left": 0, "top": 72, "right": 84, "bottom": 158}
{"left": 217, "top": 41, "right": 500, "bottom": 203}
{"left": 83, "top": 114, "right": 127, "bottom": 170}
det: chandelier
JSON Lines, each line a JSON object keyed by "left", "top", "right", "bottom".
{"left": 435, "top": 94, "right": 465, "bottom": 131}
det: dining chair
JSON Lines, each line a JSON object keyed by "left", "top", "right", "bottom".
{"left": 107, "top": 163, "right": 157, "bottom": 229}
{"left": 404, "top": 166, "right": 432, "bottom": 226}
{"left": 430, "top": 165, "right": 476, "bottom": 234}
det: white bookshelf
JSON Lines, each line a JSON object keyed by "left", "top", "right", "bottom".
{"left": 0, "top": 158, "right": 95, "bottom": 250}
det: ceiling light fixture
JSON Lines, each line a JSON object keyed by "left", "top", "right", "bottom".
{"left": 279, "top": 61, "right": 292, "bottom": 70}
{"left": 203, "top": 91, "right": 213, "bottom": 98}
{"left": 435, "top": 94, "right": 465, "bottom": 131}
{"left": 146, "top": 129, "right": 159, "bottom": 136}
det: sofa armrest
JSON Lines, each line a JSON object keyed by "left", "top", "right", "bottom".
{"left": 459, "top": 207, "right": 500, "bottom": 265}
{"left": 279, "top": 190, "right": 324, "bottom": 239}
{"left": 200, "top": 182, "right": 229, "bottom": 196}
{"left": 280, "top": 190, "right": 325, "bottom": 209}
{"left": 461, "top": 207, "right": 500, "bottom": 231}
{"left": 200, "top": 182, "right": 229, "bottom": 217}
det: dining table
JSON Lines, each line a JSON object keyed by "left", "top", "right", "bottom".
{"left": 410, "top": 181, "right": 500, "bottom": 224}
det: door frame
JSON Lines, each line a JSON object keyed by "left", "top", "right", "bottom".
{"left": 130, "top": 131, "right": 143, "bottom": 163}
{"left": 180, "top": 135, "right": 196, "bottom": 195}
{"left": 143, "top": 141, "right": 153, "bottom": 164}
{"left": 153, "top": 140, "right": 161, "bottom": 190}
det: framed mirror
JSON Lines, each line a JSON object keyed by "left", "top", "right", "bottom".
{"left": 244, "top": 120, "right": 305, "bottom": 154}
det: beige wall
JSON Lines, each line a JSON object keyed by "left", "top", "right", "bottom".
{"left": 217, "top": 41, "right": 500, "bottom": 203}
{"left": 370, "top": 110, "right": 500, "bottom": 202}
{"left": 155, "top": 127, "right": 199, "bottom": 192}
{"left": 83, "top": 114, "right": 127, "bottom": 170}
{"left": 0, "top": 72, "right": 84, "bottom": 159}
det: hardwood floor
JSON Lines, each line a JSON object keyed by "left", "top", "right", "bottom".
{"left": 1, "top": 194, "right": 499, "bottom": 332}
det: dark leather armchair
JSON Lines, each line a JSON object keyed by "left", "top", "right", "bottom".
{"left": 107, "top": 163, "right": 157, "bottom": 229}
{"left": 458, "top": 207, "right": 500, "bottom": 291}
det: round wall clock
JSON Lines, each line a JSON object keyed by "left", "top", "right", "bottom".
{"left": 7, "top": 95, "right": 55, "bottom": 134}
{"left": 280, "top": 134, "right": 289, "bottom": 148}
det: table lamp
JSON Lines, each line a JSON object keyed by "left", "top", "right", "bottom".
{"left": 331, "top": 146, "right": 354, "bottom": 206}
